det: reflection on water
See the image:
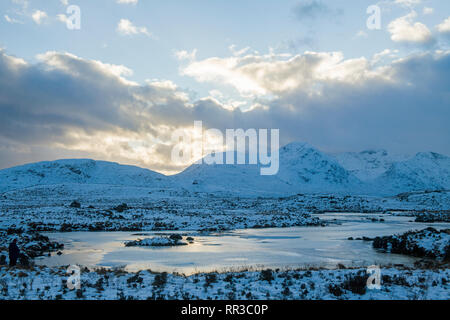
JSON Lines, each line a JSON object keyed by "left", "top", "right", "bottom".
{"left": 35, "top": 213, "right": 450, "bottom": 274}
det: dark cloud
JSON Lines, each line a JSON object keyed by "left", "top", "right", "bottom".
{"left": 0, "top": 49, "right": 449, "bottom": 172}
{"left": 293, "top": 0, "right": 330, "bottom": 20}
{"left": 251, "top": 52, "right": 450, "bottom": 155}
{"left": 182, "top": 52, "right": 450, "bottom": 156}
{"left": 0, "top": 52, "right": 136, "bottom": 144}
{"left": 292, "top": 0, "right": 344, "bottom": 21}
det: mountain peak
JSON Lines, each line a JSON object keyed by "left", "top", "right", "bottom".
{"left": 281, "top": 142, "right": 314, "bottom": 152}
{"left": 360, "top": 149, "right": 388, "bottom": 157}
{"left": 415, "top": 151, "right": 448, "bottom": 161}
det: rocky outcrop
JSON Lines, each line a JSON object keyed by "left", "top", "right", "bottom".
{"left": 373, "top": 228, "right": 450, "bottom": 261}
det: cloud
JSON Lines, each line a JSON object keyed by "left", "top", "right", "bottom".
{"left": 4, "top": 14, "right": 23, "bottom": 24}
{"left": 292, "top": 0, "right": 330, "bottom": 20}
{"left": 36, "top": 51, "right": 136, "bottom": 84}
{"left": 0, "top": 49, "right": 191, "bottom": 172}
{"left": 355, "top": 30, "right": 368, "bottom": 38}
{"left": 0, "top": 48, "right": 449, "bottom": 173}
{"left": 180, "top": 51, "right": 385, "bottom": 97}
{"left": 117, "top": 19, "right": 154, "bottom": 37}
{"left": 436, "top": 17, "right": 450, "bottom": 34}
{"left": 423, "top": 7, "right": 434, "bottom": 15}
{"left": 57, "top": 14, "right": 68, "bottom": 24}
{"left": 229, "top": 45, "right": 251, "bottom": 57}
{"left": 31, "top": 10, "right": 47, "bottom": 25}
{"left": 117, "top": 0, "right": 138, "bottom": 4}
{"left": 11, "top": 0, "right": 29, "bottom": 10}
{"left": 174, "top": 49, "right": 197, "bottom": 61}
{"left": 372, "top": 49, "right": 399, "bottom": 64}
{"left": 388, "top": 11, "right": 433, "bottom": 44}
{"left": 394, "top": 0, "right": 421, "bottom": 7}
{"left": 179, "top": 49, "right": 450, "bottom": 153}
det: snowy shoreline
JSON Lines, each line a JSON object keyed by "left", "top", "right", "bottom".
{"left": 0, "top": 264, "right": 448, "bottom": 300}
{"left": 1, "top": 187, "right": 449, "bottom": 234}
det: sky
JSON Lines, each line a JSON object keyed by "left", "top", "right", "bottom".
{"left": 0, "top": 0, "right": 449, "bottom": 174}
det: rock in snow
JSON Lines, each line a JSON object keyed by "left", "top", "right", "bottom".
{"left": 125, "top": 236, "right": 188, "bottom": 247}
{"left": 373, "top": 228, "right": 450, "bottom": 261}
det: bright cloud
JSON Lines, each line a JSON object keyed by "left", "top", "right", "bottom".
{"left": 117, "top": 0, "right": 138, "bottom": 4}
{"left": 56, "top": 14, "right": 68, "bottom": 24}
{"left": 388, "top": 11, "right": 433, "bottom": 44}
{"left": 117, "top": 19, "right": 153, "bottom": 37}
{"left": 36, "top": 51, "right": 136, "bottom": 85}
{"left": 4, "top": 14, "right": 22, "bottom": 24}
{"left": 423, "top": 7, "right": 434, "bottom": 15}
{"left": 181, "top": 50, "right": 388, "bottom": 97}
{"left": 394, "top": 0, "right": 422, "bottom": 7}
{"left": 436, "top": 16, "right": 450, "bottom": 34}
{"left": 175, "top": 49, "right": 197, "bottom": 61}
{"left": 31, "top": 10, "right": 47, "bottom": 25}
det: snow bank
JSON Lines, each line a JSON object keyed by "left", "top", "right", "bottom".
{"left": 0, "top": 266, "right": 448, "bottom": 300}
{"left": 373, "top": 228, "right": 450, "bottom": 261}
{"left": 125, "top": 235, "right": 189, "bottom": 247}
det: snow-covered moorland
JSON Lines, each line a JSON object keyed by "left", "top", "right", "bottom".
{"left": 0, "top": 265, "right": 448, "bottom": 300}
{"left": 1, "top": 184, "right": 449, "bottom": 235}
{"left": 0, "top": 186, "right": 325, "bottom": 233}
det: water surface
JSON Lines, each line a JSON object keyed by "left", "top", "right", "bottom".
{"left": 35, "top": 213, "right": 450, "bottom": 274}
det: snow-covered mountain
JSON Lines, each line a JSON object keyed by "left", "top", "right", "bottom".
{"left": 333, "top": 149, "right": 411, "bottom": 181}
{"left": 173, "top": 160, "right": 292, "bottom": 196}
{"left": 174, "top": 142, "right": 364, "bottom": 195}
{"left": 276, "top": 142, "right": 363, "bottom": 193}
{"left": 0, "top": 144, "right": 449, "bottom": 196}
{"left": 372, "top": 152, "right": 450, "bottom": 194}
{"left": 0, "top": 159, "right": 168, "bottom": 193}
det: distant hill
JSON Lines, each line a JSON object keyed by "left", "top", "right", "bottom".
{"left": 0, "top": 159, "right": 168, "bottom": 193}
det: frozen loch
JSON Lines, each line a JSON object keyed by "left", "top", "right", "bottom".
{"left": 36, "top": 213, "right": 450, "bottom": 274}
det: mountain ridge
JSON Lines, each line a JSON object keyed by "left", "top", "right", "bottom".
{"left": 1, "top": 143, "right": 449, "bottom": 196}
